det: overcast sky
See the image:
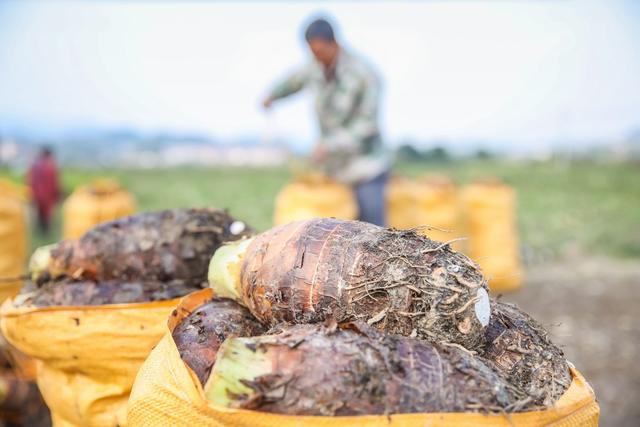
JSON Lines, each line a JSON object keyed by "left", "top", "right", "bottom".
{"left": 0, "top": 0, "right": 639, "bottom": 152}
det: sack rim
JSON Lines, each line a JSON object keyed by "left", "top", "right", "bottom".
{"left": 1, "top": 294, "right": 183, "bottom": 317}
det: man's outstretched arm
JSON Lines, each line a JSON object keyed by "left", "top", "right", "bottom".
{"left": 264, "top": 66, "right": 311, "bottom": 108}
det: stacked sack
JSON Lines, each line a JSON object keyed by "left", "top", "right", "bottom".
{"left": 128, "top": 218, "right": 599, "bottom": 427}
{"left": 387, "top": 175, "right": 522, "bottom": 293}
{"left": 0, "top": 179, "right": 28, "bottom": 302}
{"left": 273, "top": 173, "right": 358, "bottom": 226}
{"left": 0, "top": 180, "right": 48, "bottom": 426}
{"left": 460, "top": 179, "right": 523, "bottom": 293}
{"left": 387, "top": 174, "right": 462, "bottom": 251}
{"left": 63, "top": 178, "right": 137, "bottom": 239}
{"left": 1, "top": 209, "right": 251, "bottom": 426}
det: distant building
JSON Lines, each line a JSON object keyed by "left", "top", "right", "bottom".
{"left": 0, "top": 138, "right": 19, "bottom": 164}
{"left": 120, "top": 143, "right": 290, "bottom": 168}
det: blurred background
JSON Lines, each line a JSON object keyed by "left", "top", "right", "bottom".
{"left": 0, "top": 0, "right": 638, "bottom": 425}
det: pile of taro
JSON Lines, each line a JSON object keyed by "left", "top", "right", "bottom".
{"left": 19, "top": 212, "right": 572, "bottom": 416}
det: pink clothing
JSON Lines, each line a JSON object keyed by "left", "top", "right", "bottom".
{"left": 28, "top": 157, "right": 60, "bottom": 211}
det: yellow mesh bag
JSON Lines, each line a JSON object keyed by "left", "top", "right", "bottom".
{"left": 128, "top": 289, "right": 599, "bottom": 427}
{"left": 273, "top": 173, "right": 358, "bottom": 226}
{"left": 63, "top": 179, "right": 136, "bottom": 239}
{"left": 0, "top": 297, "right": 180, "bottom": 427}
{"left": 387, "top": 175, "right": 462, "bottom": 251}
{"left": 0, "top": 179, "right": 28, "bottom": 303}
{"left": 461, "top": 179, "right": 523, "bottom": 293}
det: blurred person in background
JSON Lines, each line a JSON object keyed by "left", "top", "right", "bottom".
{"left": 263, "top": 17, "right": 390, "bottom": 226}
{"left": 27, "top": 146, "right": 60, "bottom": 235}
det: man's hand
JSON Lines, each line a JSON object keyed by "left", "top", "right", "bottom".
{"left": 311, "top": 144, "right": 328, "bottom": 165}
{"left": 262, "top": 96, "right": 274, "bottom": 110}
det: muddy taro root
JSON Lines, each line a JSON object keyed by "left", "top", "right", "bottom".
{"left": 209, "top": 218, "right": 491, "bottom": 351}
{"left": 172, "top": 297, "right": 266, "bottom": 386}
{"left": 20, "top": 208, "right": 251, "bottom": 307}
{"left": 206, "top": 322, "right": 530, "bottom": 415}
{"left": 16, "top": 279, "right": 198, "bottom": 307}
{"left": 482, "top": 300, "right": 572, "bottom": 407}
{"left": 31, "top": 208, "right": 251, "bottom": 286}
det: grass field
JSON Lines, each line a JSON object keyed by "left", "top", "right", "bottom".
{"left": 3, "top": 159, "right": 639, "bottom": 260}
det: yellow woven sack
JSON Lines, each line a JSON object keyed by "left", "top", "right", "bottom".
{"left": 0, "top": 297, "right": 180, "bottom": 427}
{"left": 63, "top": 179, "right": 136, "bottom": 239}
{"left": 273, "top": 173, "right": 358, "bottom": 226}
{"left": 386, "top": 175, "right": 421, "bottom": 228}
{"left": 128, "top": 289, "right": 599, "bottom": 427}
{"left": 387, "top": 175, "right": 462, "bottom": 250}
{"left": 0, "top": 179, "right": 28, "bottom": 303}
{"left": 461, "top": 179, "right": 523, "bottom": 293}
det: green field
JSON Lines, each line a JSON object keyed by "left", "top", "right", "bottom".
{"left": 3, "top": 159, "right": 639, "bottom": 260}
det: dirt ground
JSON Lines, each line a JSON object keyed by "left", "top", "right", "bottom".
{"left": 503, "top": 254, "right": 640, "bottom": 427}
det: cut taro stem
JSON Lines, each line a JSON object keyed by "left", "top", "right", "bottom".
{"left": 29, "top": 244, "right": 58, "bottom": 281}
{"left": 204, "top": 337, "right": 272, "bottom": 407}
{"left": 208, "top": 238, "right": 253, "bottom": 300}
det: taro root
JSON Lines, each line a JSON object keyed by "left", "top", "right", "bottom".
{"left": 481, "top": 300, "right": 572, "bottom": 407}
{"left": 206, "top": 322, "right": 529, "bottom": 415}
{"left": 30, "top": 208, "right": 251, "bottom": 287}
{"left": 19, "top": 209, "right": 251, "bottom": 307}
{"left": 209, "top": 218, "right": 491, "bottom": 351}
{"left": 14, "top": 279, "right": 198, "bottom": 308}
{"left": 172, "top": 298, "right": 266, "bottom": 386}
{"left": 0, "top": 375, "right": 51, "bottom": 427}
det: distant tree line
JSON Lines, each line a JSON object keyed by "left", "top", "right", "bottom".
{"left": 395, "top": 144, "right": 494, "bottom": 162}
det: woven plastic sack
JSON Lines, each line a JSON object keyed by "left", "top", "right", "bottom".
{"left": 273, "top": 173, "right": 357, "bottom": 226}
{"left": 461, "top": 179, "right": 523, "bottom": 293}
{"left": 0, "top": 296, "right": 180, "bottom": 427}
{"left": 0, "top": 179, "right": 28, "bottom": 303}
{"left": 128, "top": 289, "right": 599, "bottom": 427}
{"left": 387, "top": 175, "right": 462, "bottom": 250}
{"left": 63, "top": 179, "right": 136, "bottom": 239}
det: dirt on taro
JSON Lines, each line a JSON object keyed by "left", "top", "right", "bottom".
{"left": 502, "top": 252, "right": 640, "bottom": 427}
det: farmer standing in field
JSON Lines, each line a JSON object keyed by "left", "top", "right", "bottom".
{"left": 263, "top": 18, "right": 390, "bottom": 226}
{"left": 27, "top": 146, "right": 60, "bottom": 235}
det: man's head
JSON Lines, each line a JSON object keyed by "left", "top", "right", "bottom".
{"left": 304, "top": 18, "right": 339, "bottom": 67}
